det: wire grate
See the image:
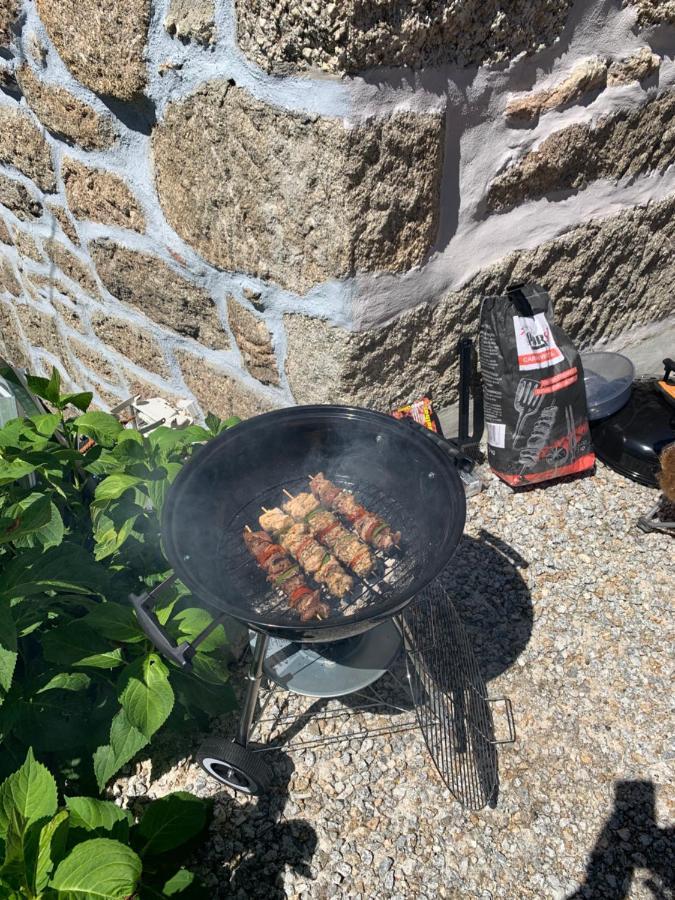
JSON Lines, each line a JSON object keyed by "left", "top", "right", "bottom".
{"left": 402, "top": 580, "right": 500, "bottom": 810}
{"left": 218, "top": 474, "right": 422, "bottom": 626}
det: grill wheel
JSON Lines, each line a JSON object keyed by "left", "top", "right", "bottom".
{"left": 197, "top": 738, "right": 272, "bottom": 796}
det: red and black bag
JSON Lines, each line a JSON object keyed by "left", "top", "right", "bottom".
{"left": 479, "top": 283, "right": 595, "bottom": 487}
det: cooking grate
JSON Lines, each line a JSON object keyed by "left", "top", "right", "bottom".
{"left": 218, "top": 473, "right": 421, "bottom": 625}
{"left": 403, "top": 580, "right": 505, "bottom": 810}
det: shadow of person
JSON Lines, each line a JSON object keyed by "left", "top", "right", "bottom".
{"left": 208, "top": 752, "right": 318, "bottom": 899}
{"left": 567, "top": 781, "right": 675, "bottom": 900}
{"left": 440, "top": 529, "right": 534, "bottom": 682}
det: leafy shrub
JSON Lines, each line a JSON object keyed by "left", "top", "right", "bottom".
{"left": 0, "top": 749, "right": 211, "bottom": 898}
{"left": 0, "top": 368, "right": 239, "bottom": 793}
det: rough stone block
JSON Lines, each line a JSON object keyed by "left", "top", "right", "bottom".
{"left": 0, "top": 218, "right": 10, "bottom": 245}
{"left": 0, "top": 106, "right": 55, "bottom": 192}
{"left": 165, "top": 0, "right": 215, "bottom": 45}
{"left": 235, "top": 0, "right": 574, "bottom": 74}
{"left": 153, "top": 82, "right": 443, "bottom": 293}
{"left": 51, "top": 297, "right": 85, "bottom": 334}
{"left": 0, "top": 0, "right": 19, "bottom": 47}
{"left": 91, "top": 312, "right": 170, "bottom": 378}
{"left": 505, "top": 58, "right": 608, "bottom": 122}
{"left": 17, "top": 66, "right": 116, "bottom": 151}
{"left": 0, "top": 174, "right": 42, "bottom": 222}
{"left": 0, "top": 300, "right": 29, "bottom": 368}
{"left": 124, "top": 372, "right": 184, "bottom": 405}
{"left": 625, "top": 0, "right": 675, "bottom": 26}
{"left": 62, "top": 159, "right": 146, "bottom": 233}
{"left": 176, "top": 349, "right": 281, "bottom": 420}
{"left": 11, "top": 228, "right": 43, "bottom": 262}
{"left": 35, "top": 0, "right": 150, "bottom": 100}
{"left": 14, "top": 302, "right": 62, "bottom": 356}
{"left": 227, "top": 296, "right": 279, "bottom": 386}
{"left": 46, "top": 241, "right": 99, "bottom": 296}
{"left": 285, "top": 194, "right": 675, "bottom": 408}
{"left": 66, "top": 334, "right": 123, "bottom": 387}
{"left": 488, "top": 91, "right": 675, "bottom": 212}
{"left": 607, "top": 48, "right": 661, "bottom": 86}
{"left": 47, "top": 204, "right": 79, "bottom": 246}
{"left": 89, "top": 240, "right": 228, "bottom": 350}
{"left": 0, "top": 255, "right": 20, "bottom": 295}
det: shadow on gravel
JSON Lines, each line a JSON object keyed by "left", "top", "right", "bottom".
{"left": 567, "top": 780, "right": 675, "bottom": 900}
{"left": 442, "top": 530, "right": 534, "bottom": 682}
{"left": 208, "top": 754, "right": 317, "bottom": 900}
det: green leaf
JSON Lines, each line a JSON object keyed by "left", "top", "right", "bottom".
{"left": 29, "top": 413, "right": 61, "bottom": 437}
{"left": 190, "top": 652, "right": 231, "bottom": 686}
{"left": 0, "top": 458, "right": 37, "bottom": 487}
{"left": 0, "top": 749, "right": 58, "bottom": 840}
{"left": 0, "top": 543, "right": 110, "bottom": 602}
{"left": 135, "top": 793, "right": 208, "bottom": 856}
{"left": 162, "top": 868, "right": 196, "bottom": 895}
{"left": 0, "top": 493, "right": 52, "bottom": 546}
{"left": 118, "top": 655, "right": 174, "bottom": 739}
{"left": 37, "top": 673, "right": 91, "bottom": 694}
{"left": 42, "top": 622, "right": 124, "bottom": 670}
{"left": 170, "top": 669, "right": 236, "bottom": 720}
{"left": 49, "top": 837, "right": 142, "bottom": 899}
{"left": 83, "top": 604, "right": 144, "bottom": 643}
{"left": 65, "top": 798, "right": 131, "bottom": 840}
{"left": 58, "top": 391, "right": 93, "bottom": 413}
{"left": 0, "top": 647, "right": 17, "bottom": 694}
{"left": 74, "top": 412, "right": 123, "bottom": 448}
{"left": 94, "top": 474, "right": 142, "bottom": 502}
{"left": 12, "top": 499, "right": 64, "bottom": 551}
{"left": 148, "top": 426, "right": 210, "bottom": 455}
{"left": 0, "top": 602, "right": 17, "bottom": 654}
{"left": 93, "top": 710, "right": 148, "bottom": 792}
{"left": 45, "top": 368, "right": 61, "bottom": 405}
{"left": 172, "top": 608, "right": 228, "bottom": 653}
{"left": 32, "top": 809, "right": 69, "bottom": 893}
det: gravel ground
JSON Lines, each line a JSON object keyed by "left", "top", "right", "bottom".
{"left": 124, "top": 461, "right": 674, "bottom": 899}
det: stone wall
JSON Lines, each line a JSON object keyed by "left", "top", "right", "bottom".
{"left": 0, "top": 0, "right": 673, "bottom": 420}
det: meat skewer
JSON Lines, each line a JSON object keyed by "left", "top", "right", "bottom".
{"left": 308, "top": 473, "right": 401, "bottom": 550}
{"left": 277, "top": 491, "right": 375, "bottom": 577}
{"left": 243, "top": 527, "right": 329, "bottom": 621}
{"left": 258, "top": 506, "right": 353, "bottom": 598}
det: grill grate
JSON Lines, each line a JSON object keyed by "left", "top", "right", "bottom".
{"left": 403, "top": 580, "right": 500, "bottom": 810}
{"left": 218, "top": 474, "right": 422, "bottom": 626}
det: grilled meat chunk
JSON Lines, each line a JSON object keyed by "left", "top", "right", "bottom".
{"left": 282, "top": 492, "right": 320, "bottom": 519}
{"left": 242, "top": 528, "right": 326, "bottom": 621}
{"left": 309, "top": 473, "right": 401, "bottom": 550}
{"left": 259, "top": 508, "right": 294, "bottom": 534}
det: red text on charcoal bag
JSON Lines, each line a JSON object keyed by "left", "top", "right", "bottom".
{"left": 513, "top": 313, "right": 565, "bottom": 371}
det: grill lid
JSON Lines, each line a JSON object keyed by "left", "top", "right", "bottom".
{"left": 162, "top": 406, "right": 466, "bottom": 640}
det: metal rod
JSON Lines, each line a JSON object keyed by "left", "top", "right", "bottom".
{"left": 236, "top": 631, "right": 269, "bottom": 747}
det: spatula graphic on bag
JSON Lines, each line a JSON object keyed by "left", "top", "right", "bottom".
{"left": 512, "top": 378, "right": 545, "bottom": 446}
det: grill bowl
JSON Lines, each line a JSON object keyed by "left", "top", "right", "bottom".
{"left": 162, "top": 405, "right": 466, "bottom": 642}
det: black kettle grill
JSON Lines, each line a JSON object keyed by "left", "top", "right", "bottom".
{"left": 131, "top": 406, "right": 514, "bottom": 805}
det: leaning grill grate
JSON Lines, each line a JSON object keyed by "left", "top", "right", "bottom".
{"left": 402, "top": 580, "right": 500, "bottom": 810}
{"left": 218, "top": 474, "right": 423, "bottom": 626}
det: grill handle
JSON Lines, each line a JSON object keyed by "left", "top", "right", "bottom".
{"left": 130, "top": 575, "right": 195, "bottom": 669}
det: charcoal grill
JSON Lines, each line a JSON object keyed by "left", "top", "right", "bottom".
{"left": 131, "top": 406, "right": 514, "bottom": 805}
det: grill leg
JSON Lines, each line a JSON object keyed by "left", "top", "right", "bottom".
{"left": 236, "top": 631, "right": 269, "bottom": 747}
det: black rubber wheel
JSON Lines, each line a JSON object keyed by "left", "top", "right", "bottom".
{"left": 197, "top": 739, "right": 272, "bottom": 796}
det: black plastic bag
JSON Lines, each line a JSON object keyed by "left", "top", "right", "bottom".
{"left": 479, "top": 283, "right": 595, "bottom": 487}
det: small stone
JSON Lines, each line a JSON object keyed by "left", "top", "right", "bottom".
{"left": 17, "top": 66, "right": 116, "bottom": 151}
{"left": 11, "top": 228, "right": 43, "bottom": 263}
{"left": 505, "top": 57, "right": 608, "bottom": 121}
{"left": 0, "top": 0, "right": 19, "bottom": 47}
{"left": 89, "top": 240, "right": 227, "bottom": 349}
{"left": 0, "top": 301, "right": 29, "bottom": 368}
{"left": 0, "top": 174, "right": 42, "bottom": 222}
{"left": 227, "top": 295, "right": 279, "bottom": 385}
{"left": 46, "top": 241, "right": 99, "bottom": 296}
{"left": 0, "top": 218, "right": 10, "bottom": 245}
{"left": 62, "top": 158, "right": 146, "bottom": 232}
{"left": 91, "top": 312, "right": 170, "bottom": 377}
{"left": 36, "top": 0, "right": 151, "bottom": 100}
{"left": 0, "top": 256, "right": 20, "bottom": 295}
{"left": 15, "top": 302, "right": 61, "bottom": 356}
{"left": 607, "top": 47, "right": 660, "bottom": 86}
{"left": 165, "top": 0, "right": 215, "bottom": 45}
{"left": 176, "top": 349, "right": 281, "bottom": 421}
{"left": 0, "top": 106, "right": 55, "bottom": 192}
{"left": 67, "top": 335, "right": 123, "bottom": 387}
{"left": 47, "top": 204, "right": 80, "bottom": 246}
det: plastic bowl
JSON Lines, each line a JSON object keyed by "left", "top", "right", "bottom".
{"left": 581, "top": 351, "right": 635, "bottom": 420}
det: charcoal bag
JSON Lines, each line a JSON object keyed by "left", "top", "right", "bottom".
{"left": 479, "top": 283, "right": 595, "bottom": 487}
